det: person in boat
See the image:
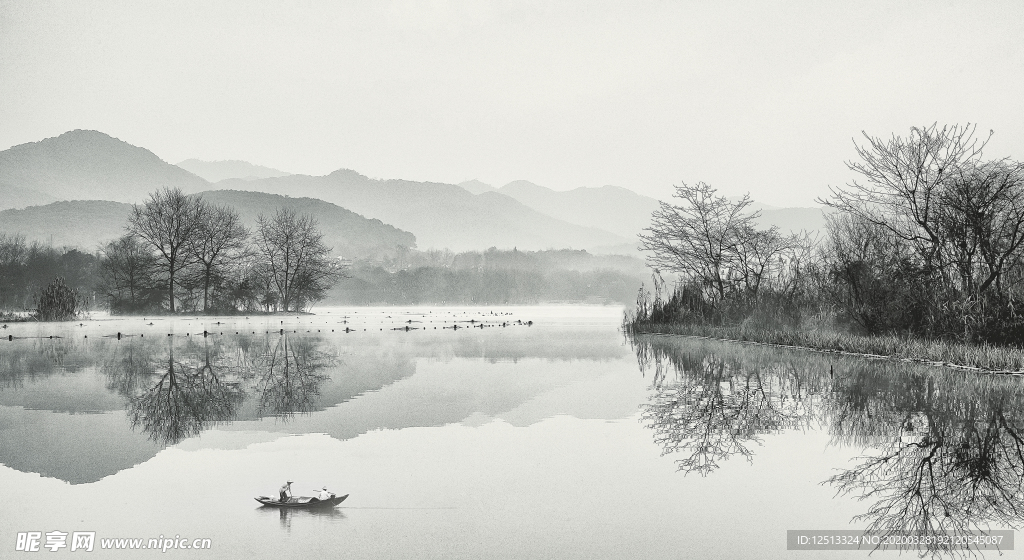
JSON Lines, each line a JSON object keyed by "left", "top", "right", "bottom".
{"left": 279, "top": 481, "right": 293, "bottom": 502}
{"left": 317, "top": 486, "right": 333, "bottom": 501}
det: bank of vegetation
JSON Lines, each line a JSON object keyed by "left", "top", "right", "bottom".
{"left": 0, "top": 191, "right": 644, "bottom": 317}
{"left": 627, "top": 124, "right": 1024, "bottom": 371}
{"left": 1, "top": 187, "right": 343, "bottom": 318}
{"left": 332, "top": 248, "right": 641, "bottom": 305}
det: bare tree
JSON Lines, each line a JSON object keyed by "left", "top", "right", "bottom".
{"left": 639, "top": 182, "right": 760, "bottom": 304}
{"left": 639, "top": 182, "right": 806, "bottom": 310}
{"left": 189, "top": 202, "right": 249, "bottom": 312}
{"left": 821, "top": 123, "right": 991, "bottom": 273}
{"left": 0, "top": 233, "right": 28, "bottom": 309}
{"left": 126, "top": 188, "right": 205, "bottom": 313}
{"left": 254, "top": 208, "right": 343, "bottom": 312}
{"left": 819, "top": 124, "right": 1024, "bottom": 339}
{"left": 100, "top": 234, "right": 161, "bottom": 312}
{"left": 936, "top": 159, "right": 1024, "bottom": 297}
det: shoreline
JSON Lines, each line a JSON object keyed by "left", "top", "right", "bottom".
{"left": 625, "top": 321, "right": 1024, "bottom": 375}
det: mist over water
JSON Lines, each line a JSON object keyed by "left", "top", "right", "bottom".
{"left": 0, "top": 306, "right": 1020, "bottom": 558}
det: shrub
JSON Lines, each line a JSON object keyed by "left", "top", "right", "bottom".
{"left": 36, "top": 277, "right": 82, "bottom": 321}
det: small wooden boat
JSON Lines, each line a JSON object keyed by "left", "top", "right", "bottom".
{"left": 255, "top": 494, "right": 348, "bottom": 508}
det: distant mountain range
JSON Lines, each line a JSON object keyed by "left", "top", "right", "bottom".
{"left": 0, "top": 200, "right": 130, "bottom": 248}
{"left": 199, "top": 190, "right": 415, "bottom": 258}
{"left": 457, "top": 179, "right": 496, "bottom": 194}
{"left": 495, "top": 180, "right": 660, "bottom": 240}
{"left": 177, "top": 159, "right": 292, "bottom": 183}
{"left": 0, "top": 191, "right": 416, "bottom": 258}
{"left": 0, "top": 130, "right": 825, "bottom": 255}
{"left": 0, "top": 130, "right": 208, "bottom": 204}
{"left": 459, "top": 179, "right": 827, "bottom": 241}
{"left": 214, "top": 171, "right": 632, "bottom": 252}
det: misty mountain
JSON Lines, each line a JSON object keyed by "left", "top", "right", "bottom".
{"left": 0, "top": 129, "right": 822, "bottom": 253}
{"left": 198, "top": 190, "right": 415, "bottom": 258}
{"left": 0, "top": 184, "right": 56, "bottom": 211}
{"left": 178, "top": 159, "right": 292, "bottom": 183}
{"left": 0, "top": 130, "right": 209, "bottom": 203}
{"left": 0, "top": 192, "right": 415, "bottom": 258}
{"left": 498, "top": 180, "right": 827, "bottom": 240}
{"left": 754, "top": 207, "right": 828, "bottom": 235}
{"left": 458, "top": 179, "right": 496, "bottom": 194}
{"left": 726, "top": 197, "right": 827, "bottom": 233}
{"left": 496, "top": 180, "right": 660, "bottom": 240}
{"left": 216, "top": 170, "right": 631, "bottom": 252}
{"left": 0, "top": 200, "right": 131, "bottom": 249}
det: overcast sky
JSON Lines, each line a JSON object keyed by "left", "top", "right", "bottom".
{"left": 2, "top": 0, "right": 1023, "bottom": 206}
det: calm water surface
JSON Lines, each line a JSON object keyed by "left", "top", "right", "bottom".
{"left": 1, "top": 306, "right": 1021, "bottom": 559}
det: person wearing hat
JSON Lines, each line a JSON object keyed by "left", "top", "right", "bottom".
{"left": 279, "top": 481, "right": 293, "bottom": 503}
{"left": 317, "top": 486, "right": 333, "bottom": 501}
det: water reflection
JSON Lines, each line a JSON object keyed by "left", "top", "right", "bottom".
{"left": 0, "top": 336, "right": 88, "bottom": 386}
{"left": 248, "top": 337, "right": 334, "bottom": 417}
{"left": 255, "top": 503, "right": 347, "bottom": 531}
{"left": 636, "top": 339, "right": 820, "bottom": 474}
{"left": 828, "top": 367, "right": 1024, "bottom": 552}
{"left": 631, "top": 334, "right": 1024, "bottom": 555}
{"left": 96, "top": 335, "right": 334, "bottom": 444}
{"left": 0, "top": 321, "right": 626, "bottom": 484}
{"left": 4, "top": 335, "right": 331, "bottom": 444}
{"left": 121, "top": 346, "right": 245, "bottom": 444}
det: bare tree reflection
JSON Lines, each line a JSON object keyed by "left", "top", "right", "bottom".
{"left": 248, "top": 335, "right": 335, "bottom": 418}
{"left": 637, "top": 336, "right": 819, "bottom": 475}
{"left": 826, "top": 370, "right": 1024, "bottom": 556}
{"left": 630, "top": 334, "right": 1024, "bottom": 556}
{"left": 100, "top": 334, "right": 333, "bottom": 443}
{"left": 0, "top": 337, "right": 87, "bottom": 386}
{"left": 121, "top": 340, "right": 245, "bottom": 444}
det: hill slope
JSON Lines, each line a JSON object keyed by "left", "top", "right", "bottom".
{"left": 0, "top": 130, "right": 209, "bottom": 203}
{"left": 199, "top": 190, "right": 415, "bottom": 258}
{"left": 498, "top": 180, "right": 828, "bottom": 239}
{"left": 0, "top": 201, "right": 131, "bottom": 249}
{"left": 457, "top": 179, "right": 496, "bottom": 194}
{"left": 0, "top": 193, "right": 416, "bottom": 258}
{"left": 0, "top": 184, "right": 57, "bottom": 211}
{"left": 217, "top": 171, "right": 631, "bottom": 252}
{"left": 497, "top": 180, "right": 660, "bottom": 240}
{"left": 178, "top": 159, "right": 292, "bottom": 182}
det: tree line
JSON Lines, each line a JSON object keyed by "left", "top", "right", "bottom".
{"left": 637, "top": 123, "right": 1024, "bottom": 345}
{"left": 0, "top": 235, "right": 99, "bottom": 313}
{"left": 333, "top": 248, "right": 643, "bottom": 305}
{"left": 0, "top": 192, "right": 644, "bottom": 317}
{"left": 107, "top": 187, "right": 343, "bottom": 314}
{"left": 0, "top": 187, "right": 343, "bottom": 318}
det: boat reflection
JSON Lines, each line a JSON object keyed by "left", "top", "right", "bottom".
{"left": 255, "top": 502, "right": 347, "bottom": 531}
{"left": 630, "top": 334, "right": 1024, "bottom": 555}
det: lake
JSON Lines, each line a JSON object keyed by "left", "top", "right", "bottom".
{"left": 1, "top": 305, "right": 1021, "bottom": 558}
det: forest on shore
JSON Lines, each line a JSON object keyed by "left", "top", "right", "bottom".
{"left": 630, "top": 124, "right": 1024, "bottom": 357}
{"left": 0, "top": 211, "right": 642, "bottom": 319}
{"left": 2, "top": 187, "right": 342, "bottom": 318}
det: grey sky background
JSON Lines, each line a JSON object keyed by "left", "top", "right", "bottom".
{"left": 2, "top": 0, "right": 1022, "bottom": 206}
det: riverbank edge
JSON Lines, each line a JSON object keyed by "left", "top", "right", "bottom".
{"left": 625, "top": 321, "right": 1024, "bottom": 375}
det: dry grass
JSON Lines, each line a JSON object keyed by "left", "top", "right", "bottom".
{"left": 625, "top": 320, "right": 1024, "bottom": 373}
